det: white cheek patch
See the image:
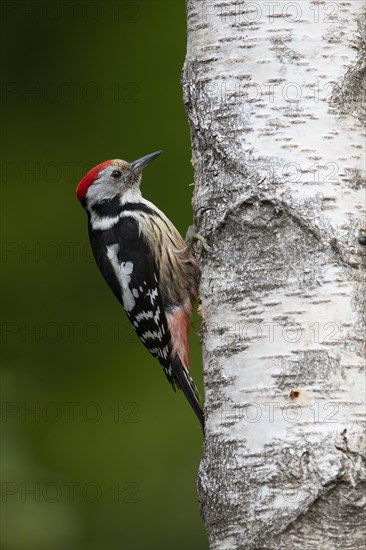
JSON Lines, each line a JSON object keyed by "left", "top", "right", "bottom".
{"left": 106, "top": 244, "right": 135, "bottom": 311}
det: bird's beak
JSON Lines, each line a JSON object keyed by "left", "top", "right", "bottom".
{"left": 130, "top": 151, "right": 162, "bottom": 173}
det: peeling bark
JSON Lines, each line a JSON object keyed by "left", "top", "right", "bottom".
{"left": 182, "top": 1, "right": 366, "bottom": 548}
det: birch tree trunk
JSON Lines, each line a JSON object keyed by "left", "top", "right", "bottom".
{"left": 182, "top": 1, "right": 366, "bottom": 548}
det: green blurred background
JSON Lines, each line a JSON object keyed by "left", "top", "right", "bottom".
{"left": 0, "top": 1, "right": 207, "bottom": 548}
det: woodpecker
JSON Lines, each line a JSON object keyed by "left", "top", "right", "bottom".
{"left": 76, "top": 151, "right": 204, "bottom": 431}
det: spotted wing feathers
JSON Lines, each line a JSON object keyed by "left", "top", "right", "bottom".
{"left": 89, "top": 216, "right": 204, "bottom": 429}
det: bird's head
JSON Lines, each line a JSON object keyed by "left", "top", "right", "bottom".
{"left": 76, "top": 150, "right": 162, "bottom": 207}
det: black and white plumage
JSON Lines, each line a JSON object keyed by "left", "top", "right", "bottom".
{"left": 76, "top": 152, "right": 204, "bottom": 431}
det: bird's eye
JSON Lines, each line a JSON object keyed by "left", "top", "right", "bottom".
{"left": 111, "top": 170, "right": 122, "bottom": 180}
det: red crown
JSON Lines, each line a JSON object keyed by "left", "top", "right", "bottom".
{"left": 76, "top": 160, "right": 113, "bottom": 201}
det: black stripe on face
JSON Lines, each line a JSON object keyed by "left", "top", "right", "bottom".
{"left": 92, "top": 196, "right": 121, "bottom": 218}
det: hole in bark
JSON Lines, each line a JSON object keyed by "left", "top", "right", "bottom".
{"left": 290, "top": 389, "right": 300, "bottom": 398}
{"left": 358, "top": 235, "right": 366, "bottom": 247}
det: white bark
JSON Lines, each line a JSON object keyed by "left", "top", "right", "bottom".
{"left": 183, "top": 1, "right": 366, "bottom": 548}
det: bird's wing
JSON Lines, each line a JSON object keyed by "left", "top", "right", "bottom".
{"left": 89, "top": 216, "right": 172, "bottom": 367}
{"left": 88, "top": 217, "right": 204, "bottom": 431}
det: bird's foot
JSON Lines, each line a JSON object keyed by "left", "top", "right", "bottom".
{"left": 185, "top": 225, "right": 211, "bottom": 253}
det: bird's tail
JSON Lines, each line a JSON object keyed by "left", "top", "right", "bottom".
{"left": 171, "top": 357, "right": 205, "bottom": 433}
